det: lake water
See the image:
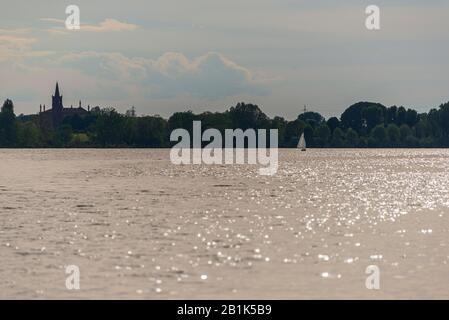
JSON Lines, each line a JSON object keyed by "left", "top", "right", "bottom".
{"left": 0, "top": 149, "right": 448, "bottom": 299}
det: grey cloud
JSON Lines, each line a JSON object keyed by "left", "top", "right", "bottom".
{"left": 54, "top": 51, "right": 270, "bottom": 99}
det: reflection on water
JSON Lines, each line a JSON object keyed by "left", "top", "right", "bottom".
{"left": 0, "top": 149, "right": 448, "bottom": 298}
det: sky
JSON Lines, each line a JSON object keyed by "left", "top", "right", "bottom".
{"left": 1, "top": 0, "right": 449, "bottom": 119}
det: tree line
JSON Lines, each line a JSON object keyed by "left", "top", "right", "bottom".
{"left": 1, "top": 98, "right": 449, "bottom": 148}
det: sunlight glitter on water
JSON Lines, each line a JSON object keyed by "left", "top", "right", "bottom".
{"left": 0, "top": 149, "right": 449, "bottom": 298}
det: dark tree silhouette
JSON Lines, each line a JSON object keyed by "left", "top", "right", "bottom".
{"left": 0, "top": 99, "right": 17, "bottom": 147}
{"left": 3, "top": 99, "right": 449, "bottom": 148}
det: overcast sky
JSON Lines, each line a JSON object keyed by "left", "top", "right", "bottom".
{"left": 1, "top": 0, "right": 449, "bottom": 119}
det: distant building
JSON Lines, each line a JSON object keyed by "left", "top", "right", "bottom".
{"left": 39, "top": 82, "right": 90, "bottom": 128}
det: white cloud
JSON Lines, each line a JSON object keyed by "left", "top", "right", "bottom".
{"left": 0, "top": 23, "right": 269, "bottom": 101}
{"left": 41, "top": 18, "right": 138, "bottom": 34}
{"left": 39, "top": 18, "right": 65, "bottom": 24}
{"left": 0, "top": 29, "right": 38, "bottom": 63}
{"left": 82, "top": 19, "right": 138, "bottom": 32}
{"left": 54, "top": 51, "right": 270, "bottom": 99}
{"left": 0, "top": 35, "right": 36, "bottom": 49}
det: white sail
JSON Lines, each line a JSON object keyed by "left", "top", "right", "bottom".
{"left": 297, "top": 133, "right": 306, "bottom": 150}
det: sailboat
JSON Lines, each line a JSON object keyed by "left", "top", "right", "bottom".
{"left": 298, "top": 132, "right": 306, "bottom": 151}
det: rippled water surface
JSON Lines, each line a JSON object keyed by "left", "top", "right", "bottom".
{"left": 1, "top": 149, "right": 448, "bottom": 299}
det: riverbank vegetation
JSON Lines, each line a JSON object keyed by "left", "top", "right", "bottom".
{"left": 1, "top": 98, "right": 449, "bottom": 148}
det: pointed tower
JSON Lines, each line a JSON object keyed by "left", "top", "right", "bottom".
{"left": 52, "top": 82, "right": 63, "bottom": 110}
{"left": 52, "top": 82, "right": 64, "bottom": 127}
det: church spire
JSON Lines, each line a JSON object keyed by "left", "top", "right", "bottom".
{"left": 55, "top": 82, "right": 60, "bottom": 97}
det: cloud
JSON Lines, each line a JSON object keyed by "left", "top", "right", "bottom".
{"left": 0, "top": 35, "right": 36, "bottom": 49}
{"left": 40, "top": 18, "right": 65, "bottom": 24}
{"left": 0, "top": 28, "right": 34, "bottom": 35}
{"left": 82, "top": 19, "right": 138, "bottom": 32}
{"left": 54, "top": 51, "right": 270, "bottom": 99}
{"left": 0, "top": 29, "right": 38, "bottom": 63}
{"left": 55, "top": 51, "right": 146, "bottom": 80}
{"left": 1, "top": 29, "right": 270, "bottom": 102}
{"left": 41, "top": 18, "right": 138, "bottom": 34}
{"left": 147, "top": 52, "right": 269, "bottom": 99}
{"left": 0, "top": 29, "right": 56, "bottom": 70}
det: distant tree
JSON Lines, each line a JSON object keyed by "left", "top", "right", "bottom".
{"left": 419, "top": 136, "right": 434, "bottom": 148}
{"left": 314, "top": 123, "right": 331, "bottom": 147}
{"left": 1, "top": 99, "right": 14, "bottom": 113}
{"left": 303, "top": 124, "right": 314, "bottom": 147}
{"left": 134, "top": 116, "right": 168, "bottom": 147}
{"left": 362, "top": 105, "right": 384, "bottom": 131}
{"left": 126, "top": 106, "right": 136, "bottom": 117}
{"left": 358, "top": 136, "right": 367, "bottom": 148}
{"left": 385, "top": 106, "right": 398, "bottom": 124}
{"left": 229, "top": 102, "right": 269, "bottom": 130}
{"left": 438, "top": 102, "right": 449, "bottom": 138}
{"left": 346, "top": 128, "right": 359, "bottom": 147}
{"left": 17, "top": 121, "right": 41, "bottom": 147}
{"left": 122, "top": 117, "right": 137, "bottom": 146}
{"left": 326, "top": 117, "right": 340, "bottom": 133}
{"left": 386, "top": 124, "right": 400, "bottom": 146}
{"left": 341, "top": 102, "right": 364, "bottom": 132}
{"left": 5, "top": 97, "right": 449, "bottom": 149}
{"left": 399, "top": 124, "right": 412, "bottom": 143}
{"left": 271, "top": 116, "right": 287, "bottom": 147}
{"left": 199, "top": 111, "right": 232, "bottom": 133}
{"left": 90, "top": 106, "right": 101, "bottom": 114}
{"left": 396, "top": 106, "right": 407, "bottom": 126}
{"left": 55, "top": 124, "right": 73, "bottom": 147}
{"left": 414, "top": 118, "right": 430, "bottom": 140}
{"left": 371, "top": 125, "right": 387, "bottom": 146}
{"left": 168, "top": 111, "right": 196, "bottom": 134}
{"left": 367, "top": 136, "right": 377, "bottom": 148}
{"left": 427, "top": 108, "right": 442, "bottom": 139}
{"left": 63, "top": 114, "right": 86, "bottom": 132}
{"left": 0, "top": 99, "right": 17, "bottom": 147}
{"left": 70, "top": 133, "right": 90, "bottom": 147}
{"left": 95, "top": 108, "right": 126, "bottom": 146}
{"left": 405, "top": 109, "right": 419, "bottom": 127}
{"left": 341, "top": 102, "right": 386, "bottom": 133}
{"left": 331, "top": 127, "right": 345, "bottom": 147}
{"left": 298, "top": 111, "right": 325, "bottom": 127}
{"left": 406, "top": 135, "right": 420, "bottom": 147}
{"left": 285, "top": 120, "right": 303, "bottom": 147}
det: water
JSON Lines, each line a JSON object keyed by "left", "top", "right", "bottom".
{"left": 0, "top": 149, "right": 448, "bottom": 299}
